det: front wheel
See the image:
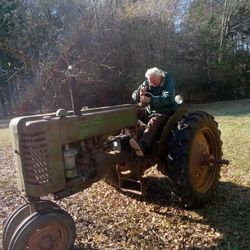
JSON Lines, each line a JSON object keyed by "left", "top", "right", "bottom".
{"left": 8, "top": 207, "right": 76, "bottom": 250}
{"left": 3, "top": 200, "right": 60, "bottom": 250}
{"left": 165, "top": 111, "right": 222, "bottom": 207}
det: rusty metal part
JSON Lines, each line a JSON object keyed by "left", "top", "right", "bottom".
{"left": 8, "top": 208, "right": 76, "bottom": 250}
{"left": 202, "top": 154, "right": 229, "bottom": 166}
{"left": 26, "top": 223, "right": 67, "bottom": 250}
{"left": 116, "top": 163, "right": 145, "bottom": 196}
{"left": 3, "top": 200, "right": 59, "bottom": 250}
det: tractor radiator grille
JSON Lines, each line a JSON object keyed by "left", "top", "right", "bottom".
{"left": 21, "top": 132, "right": 51, "bottom": 185}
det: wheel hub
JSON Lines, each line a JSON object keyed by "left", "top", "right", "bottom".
{"left": 27, "top": 223, "right": 66, "bottom": 250}
{"left": 189, "top": 129, "right": 216, "bottom": 193}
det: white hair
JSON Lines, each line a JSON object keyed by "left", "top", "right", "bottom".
{"left": 145, "top": 67, "right": 164, "bottom": 79}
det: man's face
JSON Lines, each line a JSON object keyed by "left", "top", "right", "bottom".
{"left": 149, "top": 75, "right": 162, "bottom": 87}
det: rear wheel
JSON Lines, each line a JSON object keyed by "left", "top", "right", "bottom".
{"left": 165, "top": 111, "right": 222, "bottom": 207}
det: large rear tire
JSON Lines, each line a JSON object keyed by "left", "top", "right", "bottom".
{"left": 165, "top": 111, "right": 222, "bottom": 207}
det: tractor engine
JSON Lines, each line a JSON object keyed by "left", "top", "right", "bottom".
{"left": 9, "top": 104, "right": 137, "bottom": 199}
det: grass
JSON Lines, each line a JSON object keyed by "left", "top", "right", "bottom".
{"left": 0, "top": 128, "right": 11, "bottom": 147}
{"left": 0, "top": 99, "right": 249, "bottom": 249}
{"left": 188, "top": 99, "right": 250, "bottom": 249}
{"left": 0, "top": 118, "right": 12, "bottom": 147}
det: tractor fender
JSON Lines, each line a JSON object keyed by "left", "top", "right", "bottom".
{"left": 158, "top": 108, "right": 188, "bottom": 158}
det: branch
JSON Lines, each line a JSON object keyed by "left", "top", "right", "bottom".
{"left": 0, "top": 41, "right": 35, "bottom": 66}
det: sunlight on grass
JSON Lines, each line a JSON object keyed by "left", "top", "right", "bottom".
{"left": 218, "top": 117, "right": 250, "bottom": 185}
{"left": 0, "top": 128, "right": 11, "bottom": 147}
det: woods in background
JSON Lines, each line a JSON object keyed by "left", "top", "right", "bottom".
{"left": 0, "top": 0, "right": 249, "bottom": 115}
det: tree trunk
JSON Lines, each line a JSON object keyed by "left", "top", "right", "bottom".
{"left": 7, "top": 82, "right": 13, "bottom": 115}
{"left": 218, "top": 0, "right": 228, "bottom": 63}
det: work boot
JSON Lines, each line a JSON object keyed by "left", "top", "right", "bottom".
{"left": 129, "top": 138, "right": 145, "bottom": 157}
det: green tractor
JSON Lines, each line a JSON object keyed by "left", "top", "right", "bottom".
{"left": 3, "top": 100, "right": 228, "bottom": 249}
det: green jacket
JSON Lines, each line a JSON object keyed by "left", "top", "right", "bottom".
{"left": 132, "top": 72, "right": 177, "bottom": 115}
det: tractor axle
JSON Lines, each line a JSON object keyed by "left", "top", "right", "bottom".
{"left": 202, "top": 154, "right": 229, "bottom": 166}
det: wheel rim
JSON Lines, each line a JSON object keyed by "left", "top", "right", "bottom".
{"left": 3, "top": 201, "right": 60, "bottom": 250}
{"left": 189, "top": 127, "right": 219, "bottom": 194}
{"left": 9, "top": 208, "right": 76, "bottom": 250}
{"left": 26, "top": 222, "right": 68, "bottom": 250}
{"left": 3, "top": 204, "right": 30, "bottom": 250}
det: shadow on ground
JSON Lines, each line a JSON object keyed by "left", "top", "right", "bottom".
{"left": 143, "top": 177, "right": 250, "bottom": 249}
{"left": 73, "top": 176, "right": 249, "bottom": 249}
{"left": 198, "top": 181, "right": 250, "bottom": 249}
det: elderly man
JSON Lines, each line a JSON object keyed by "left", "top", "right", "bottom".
{"left": 129, "top": 67, "right": 177, "bottom": 156}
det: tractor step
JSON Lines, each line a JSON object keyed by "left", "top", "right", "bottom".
{"left": 118, "top": 177, "right": 145, "bottom": 196}
{"left": 116, "top": 165, "right": 145, "bottom": 196}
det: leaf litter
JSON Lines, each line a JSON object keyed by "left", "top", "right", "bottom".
{"left": 0, "top": 145, "right": 249, "bottom": 249}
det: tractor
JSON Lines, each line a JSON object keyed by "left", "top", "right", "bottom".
{"left": 3, "top": 97, "right": 229, "bottom": 249}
